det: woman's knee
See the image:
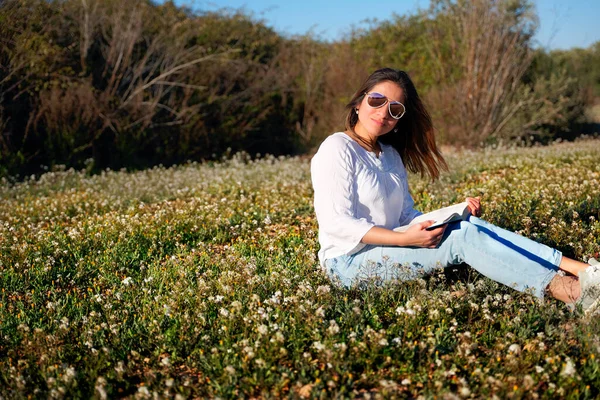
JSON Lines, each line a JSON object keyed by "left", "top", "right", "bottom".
{"left": 451, "top": 220, "right": 479, "bottom": 241}
{"left": 467, "top": 216, "right": 493, "bottom": 229}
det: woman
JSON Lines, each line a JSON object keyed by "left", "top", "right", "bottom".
{"left": 311, "top": 68, "right": 599, "bottom": 314}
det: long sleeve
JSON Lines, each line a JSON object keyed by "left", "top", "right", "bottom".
{"left": 397, "top": 161, "right": 422, "bottom": 226}
{"left": 311, "top": 138, "right": 374, "bottom": 257}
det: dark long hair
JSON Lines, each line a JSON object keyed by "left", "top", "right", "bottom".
{"left": 345, "top": 68, "right": 447, "bottom": 180}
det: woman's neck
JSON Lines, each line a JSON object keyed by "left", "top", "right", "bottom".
{"left": 346, "top": 128, "right": 381, "bottom": 156}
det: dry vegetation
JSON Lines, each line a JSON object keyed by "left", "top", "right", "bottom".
{"left": 0, "top": 0, "right": 598, "bottom": 178}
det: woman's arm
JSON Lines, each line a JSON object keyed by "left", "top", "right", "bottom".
{"left": 362, "top": 222, "right": 446, "bottom": 249}
{"left": 311, "top": 139, "right": 376, "bottom": 253}
{"left": 365, "top": 196, "right": 480, "bottom": 248}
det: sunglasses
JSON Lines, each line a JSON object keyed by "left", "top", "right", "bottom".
{"left": 364, "top": 92, "right": 406, "bottom": 119}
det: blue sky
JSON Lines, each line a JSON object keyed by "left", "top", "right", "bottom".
{"left": 178, "top": 0, "right": 600, "bottom": 50}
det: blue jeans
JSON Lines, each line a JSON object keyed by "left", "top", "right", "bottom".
{"left": 324, "top": 216, "right": 562, "bottom": 299}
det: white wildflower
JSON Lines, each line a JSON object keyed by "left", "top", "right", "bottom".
{"left": 508, "top": 344, "right": 521, "bottom": 355}
{"left": 243, "top": 347, "right": 255, "bottom": 359}
{"left": 225, "top": 365, "right": 236, "bottom": 375}
{"left": 273, "top": 331, "right": 285, "bottom": 343}
{"left": 95, "top": 377, "right": 107, "bottom": 400}
{"left": 136, "top": 386, "right": 151, "bottom": 399}
{"left": 560, "top": 358, "right": 576, "bottom": 377}
{"left": 115, "top": 361, "right": 125, "bottom": 374}
{"left": 312, "top": 341, "right": 325, "bottom": 351}
{"left": 535, "top": 365, "right": 544, "bottom": 373}
{"left": 62, "top": 367, "right": 76, "bottom": 384}
{"left": 316, "top": 285, "right": 330, "bottom": 295}
{"left": 327, "top": 320, "right": 340, "bottom": 335}
{"left": 255, "top": 358, "right": 266, "bottom": 368}
{"left": 257, "top": 324, "right": 268, "bottom": 335}
{"left": 230, "top": 300, "right": 242, "bottom": 312}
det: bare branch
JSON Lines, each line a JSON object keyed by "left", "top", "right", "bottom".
{"left": 119, "top": 49, "right": 238, "bottom": 109}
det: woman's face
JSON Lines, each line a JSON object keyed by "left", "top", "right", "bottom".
{"left": 355, "top": 80, "right": 405, "bottom": 138}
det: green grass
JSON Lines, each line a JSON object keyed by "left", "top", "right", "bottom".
{"left": 1, "top": 143, "right": 599, "bottom": 398}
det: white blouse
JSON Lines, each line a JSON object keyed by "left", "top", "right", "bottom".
{"left": 311, "top": 132, "right": 422, "bottom": 265}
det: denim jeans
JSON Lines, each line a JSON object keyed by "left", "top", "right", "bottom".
{"left": 324, "top": 216, "right": 562, "bottom": 299}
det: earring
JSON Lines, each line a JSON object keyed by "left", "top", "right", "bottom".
{"left": 355, "top": 109, "right": 359, "bottom": 114}
{"left": 394, "top": 128, "right": 398, "bottom": 132}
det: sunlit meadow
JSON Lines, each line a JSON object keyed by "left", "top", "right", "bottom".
{"left": 1, "top": 139, "right": 600, "bottom": 398}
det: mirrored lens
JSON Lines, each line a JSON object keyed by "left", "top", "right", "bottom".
{"left": 367, "top": 93, "right": 387, "bottom": 108}
{"left": 389, "top": 102, "right": 405, "bottom": 118}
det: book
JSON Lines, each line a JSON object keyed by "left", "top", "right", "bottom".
{"left": 393, "top": 201, "right": 471, "bottom": 232}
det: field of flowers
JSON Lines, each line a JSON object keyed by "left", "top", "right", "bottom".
{"left": 1, "top": 139, "right": 600, "bottom": 398}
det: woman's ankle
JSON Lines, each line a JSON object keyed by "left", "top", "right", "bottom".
{"left": 547, "top": 274, "right": 581, "bottom": 304}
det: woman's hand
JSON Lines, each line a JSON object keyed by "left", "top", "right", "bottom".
{"left": 361, "top": 223, "right": 446, "bottom": 248}
{"left": 466, "top": 197, "right": 481, "bottom": 217}
{"left": 404, "top": 221, "right": 446, "bottom": 248}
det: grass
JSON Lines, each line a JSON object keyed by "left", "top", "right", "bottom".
{"left": 1, "top": 140, "right": 600, "bottom": 398}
